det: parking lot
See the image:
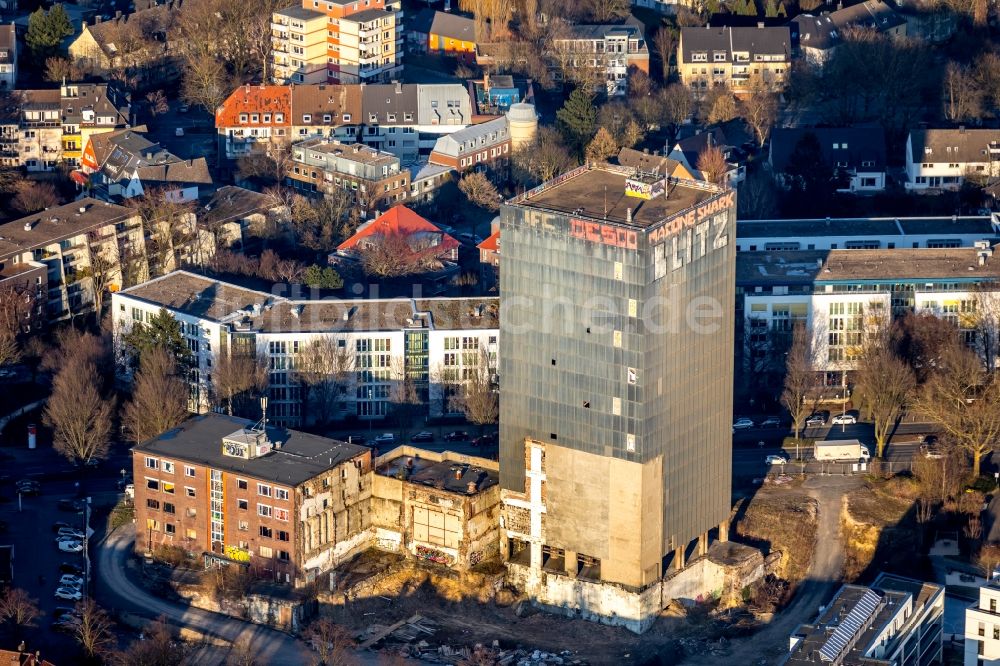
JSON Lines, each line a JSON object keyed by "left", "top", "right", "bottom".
{"left": 325, "top": 422, "right": 499, "bottom": 460}
{"left": 0, "top": 467, "right": 126, "bottom": 660}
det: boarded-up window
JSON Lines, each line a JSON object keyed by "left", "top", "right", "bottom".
{"left": 412, "top": 506, "right": 461, "bottom": 548}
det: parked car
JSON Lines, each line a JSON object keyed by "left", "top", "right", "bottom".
{"left": 57, "top": 499, "right": 84, "bottom": 512}
{"left": 759, "top": 416, "right": 782, "bottom": 428}
{"left": 472, "top": 434, "right": 497, "bottom": 447}
{"left": 57, "top": 527, "right": 85, "bottom": 540}
{"left": 444, "top": 431, "right": 469, "bottom": 442}
{"left": 831, "top": 414, "right": 857, "bottom": 425}
{"left": 52, "top": 521, "right": 72, "bottom": 533}
{"left": 175, "top": 127, "right": 184, "bottom": 136}
{"left": 54, "top": 587, "right": 82, "bottom": 601}
{"left": 765, "top": 454, "right": 788, "bottom": 465}
{"left": 59, "top": 562, "right": 84, "bottom": 575}
{"left": 410, "top": 432, "right": 434, "bottom": 443}
{"left": 732, "top": 418, "right": 755, "bottom": 430}
{"left": 805, "top": 414, "right": 826, "bottom": 427}
{"left": 52, "top": 606, "right": 78, "bottom": 620}
{"left": 51, "top": 616, "right": 81, "bottom": 632}
{"left": 373, "top": 433, "right": 395, "bottom": 444}
{"left": 58, "top": 540, "right": 84, "bottom": 553}
{"left": 59, "top": 574, "right": 84, "bottom": 587}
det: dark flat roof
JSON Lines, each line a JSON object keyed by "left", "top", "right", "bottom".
{"left": 376, "top": 455, "right": 498, "bottom": 495}
{"left": 133, "top": 414, "right": 368, "bottom": 487}
{"left": 737, "top": 216, "right": 996, "bottom": 239}
{"left": 514, "top": 165, "right": 723, "bottom": 229}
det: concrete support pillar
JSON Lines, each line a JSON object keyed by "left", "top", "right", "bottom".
{"left": 719, "top": 518, "right": 729, "bottom": 543}
{"left": 698, "top": 531, "right": 708, "bottom": 556}
{"left": 674, "top": 545, "right": 685, "bottom": 571}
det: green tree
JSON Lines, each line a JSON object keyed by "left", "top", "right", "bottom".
{"left": 556, "top": 87, "right": 597, "bottom": 157}
{"left": 122, "top": 308, "right": 191, "bottom": 366}
{"left": 25, "top": 4, "right": 73, "bottom": 62}
{"left": 303, "top": 264, "right": 344, "bottom": 289}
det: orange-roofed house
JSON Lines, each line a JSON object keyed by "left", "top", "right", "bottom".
{"left": 337, "top": 206, "right": 460, "bottom": 268}
{"left": 216, "top": 85, "right": 292, "bottom": 160}
{"left": 477, "top": 229, "right": 499, "bottom": 289}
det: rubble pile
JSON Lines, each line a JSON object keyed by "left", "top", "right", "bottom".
{"left": 401, "top": 642, "right": 584, "bottom": 665}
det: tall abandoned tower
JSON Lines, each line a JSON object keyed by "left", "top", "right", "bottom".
{"left": 498, "top": 163, "right": 737, "bottom": 631}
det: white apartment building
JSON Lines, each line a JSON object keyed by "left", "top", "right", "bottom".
{"left": 738, "top": 243, "right": 1000, "bottom": 379}
{"left": 271, "top": 6, "right": 329, "bottom": 85}
{"left": 906, "top": 128, "right": 1000, "bottom": 191}
{"left": 966, "top": 574, "right": 1000, "bottom": 665}
{"left": 0, "top": 23, "right": 17, "bottom": 90}
{"left": 111, "top": 271, "right": 499, "bottom": 426}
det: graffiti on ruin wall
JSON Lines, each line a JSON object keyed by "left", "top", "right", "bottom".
{"left": 416, "top": 545, "right": 453, "bottom": 565}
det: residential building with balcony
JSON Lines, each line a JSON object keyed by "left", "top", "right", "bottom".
{"left": 111, "top": 270, "right": 498, "bottom": 424}
{"left": 966, "top": 573, "right": 1000, "bottom": 665}
{"left": 286, "top": 137, "right": 409, "bottom": 210}
{"left": 59, "top": 82, "right": 132, "bottom": 168}
{"left": 270, "top": 0, "right": 401, "bottom": 85}
{"left": 216, "top": 82, "right": 474, "bottom": 162}
{"left": 787, "top": 573, "right": 943, "bottom": 666}
{"left": 132, "top": 413, "right": 373, "bottom": 584}
{"left": 677, "top": 25, "right": 791, "bottom": 96}
{"left": 738, "top": 242, "right": 1000, "bottom": 380}
{"left": 549, "top": 19, "right": 650, "bottom": 97}
{"left": 0, "top": 23, "right": 17, "bottom": 90}
{"left": 16, "top": 89, "right": 63, "bottom": 172}
{"left": 0, "top": 199, "right": 148, "bottom": 323}
{"left": 271, "top": 6, "right": 329, "bottom": 85}
{"left": 905, "top": 128, "right": 1000, "bottom": 191}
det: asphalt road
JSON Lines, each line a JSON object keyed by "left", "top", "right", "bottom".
{"left": 96, "top": 527, "right": 316, "bottom": 664}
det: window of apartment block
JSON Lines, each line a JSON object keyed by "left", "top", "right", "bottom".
{"left": 185, "top": 466, "right": 195, "bottom": 477}
{"left": 259, "top": 546, "right": 273, "bottom": 558}
{"left": 258, "top": 504, "right": 272, "bottom": 518}
{"left": 237, "top": 479, "right": 248, "bottom": 490}
{"left": 277, "top": 530, "right": 290, "bottom": 542}
{"left": 275, "top": 508, "right": 289, "bottom": 521}
{"left": 238, "top": 520, "right": 249, "bottom": 531}
{"left": 146, "top": 519, "right": 160, "bottom": 532}
{"left": 258, "top": 483, "right": 271, "bottom": 497}
{"left": 185, "top": 487, "right": 196, "bottom": 498}
{"left": 186, "top": 529, "right": 196, "bottom": 540}
{"left": 162, "top": 461, "right": 174, "bottom": 474}
{"left": 260, "top": 526, "right": 273, "bottom": 538}
{"left": 165, "top": 524, "right": 176, "bottom": 535}
{"left": 163, "top": 482, "right": 175, "bottom": 495}
{"left": 275, "top": 488, "right": 289, "bottom": 501}
{"left": 238, "top": 499, "right": 248, "bottom": 510}
{"left": 145, "top": 457, "right": 158, "bottom": 470}
{"left": 146, "top": 479, "right": 159, "bottom": 491}
{"left": 164, "top": 503, "right": 176, "bottom": 514}
{"left": 278, "top": 550, "right": 290, "bottom": 562}
{"left": 146, "top": 499, "right": 160, "bottom": 510}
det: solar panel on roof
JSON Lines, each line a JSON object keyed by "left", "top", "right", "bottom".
{"left": 818, "top": 589, "right": 883, "bottom": 662}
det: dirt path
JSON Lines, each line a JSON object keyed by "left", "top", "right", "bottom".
{"left": 681, "top": 475, "right": 863, "bottom": 666}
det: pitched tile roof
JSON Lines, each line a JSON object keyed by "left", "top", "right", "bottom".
{"left": 478, "top": 229, "right": 499, "bottom": 252}
{"left": 429, "top": 10, "right": 476, "bottom": 42}
{"left": 680, "top": 25, "right": 790, "bottom": 61}
{"left": 909, "top": 128, "right": 1000, "bottom": 164}
{"left": 337, "top": 206, "right": 460, "bottom": 254}
{"left": 792, "top": 0, "right": 905, "bottom": 51}
{"left": 290, "top": 84, "right": 361, "bottom": 126}
{"left": 216, "top": 85, "right": 291, "bottom": 127}
{"left": 617, "top": 147, "right": 683, "bottom": 176}
{"left": 0, "top": 24, "right": 15, "bottom": 67}
{"left": 84, "top": 1, "right": 182, "bottom": 59}
{"left": 770, "top": 126, "right": 887, "bottom": 173}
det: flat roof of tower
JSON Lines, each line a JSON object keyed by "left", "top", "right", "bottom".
{"left": 511, "top": 164, "right": 725, "bottom": 229}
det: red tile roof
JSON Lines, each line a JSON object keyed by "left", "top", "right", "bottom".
{"left": 478, "top": 229, "right": 499, "bottom": 252}
{"left": 216, "top": 85, "right": 291, "bottom": 128}
{"left": 338, "top": 206, "right": 460, "bottom": 255}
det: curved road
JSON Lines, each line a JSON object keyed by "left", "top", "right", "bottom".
{"left": 96, "top": 526, "right": 314, "bottom": 664}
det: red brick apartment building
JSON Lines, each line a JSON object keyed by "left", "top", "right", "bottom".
{"left": 133, "top": 413, "right": 371, "bottom": 584}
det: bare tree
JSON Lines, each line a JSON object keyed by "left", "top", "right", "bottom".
{"left": 458, "top": 172, "right": 501, "bottom": 210}
{"left": 853, "top": 345, "right": 915, "bottom": 458}
{"left": 180, "top": 52, "right": 231, "bottom": 113}
{"left": 126, "top": 188, "right": 196, "bottom": 276}
{"left": 145, "top": 89, "right": 170, "bottom": 125}
{"left": 303, "top": 617, "right": 356, "bottom": 666}
{"left": 0, "top": 587, "right": 40, "bottom": 632}
{"left": 113, "top": 616, "right": 189, "bottom": 666}
{"left": 450, "top": 346, "right": 498, "bottom": 433}
{"left": 696, "top": 145, "right": 729, "bottom": 185}
{"left": 288, "top": 190, "right": 355, "bottom": 253}
{"left": 943, "top": 61, "right": 984, "bottom": 123}
{"left": 11, "top": 179, "right": 61, "bottom": 214}
{"left": 78, "top": 250, "right": 118, "bottom": 318}
{"left": 297, "top": 338, "right": 354, "bottom": 427}
{"left": 122, "top": 346, "right": 190, "bottom": 443}
{"left": 915, "top": 344, "right": 1000, "bottom": 477}
{"left": 584, "top": 127, "right": 618, "bottom": 163}
{"left": 781, "top": 322, "right": 816, "bottom": 443}
{"left": 742, "top": 73, "right": 779, "bottom": 147}
{"left": 44, "top": 355, "right": 115, "bottom": 464}
{"left": 212, "top": 351, "right": 268, "bottom": 416}
{"left": 583, "top": 0, "right": 628, "bottom": 21}
{"left": 44, "top": 56, "right": 86, "bottom": 83}
{"left": 979, "top": 543, "right": 1000, "bottom": 578}
{"left": 510, "top": 126, "right": 578, "bottom": 188}
{"left": 653, "top": 27, "right": 677, "bottom": 81}
{"left": 704, "top": 87, "right": 738, "bottom": 124}
{"left": 359, "top": 233, "right": 442, "bottom": 278}
{"left": 75, "top": 598, "right": 115, "bottom": 659}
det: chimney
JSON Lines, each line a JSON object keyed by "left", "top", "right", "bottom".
{"left": 466, "top": 481, "right": 477, "bottom": 493}
{"left": 78, "top": 205, "right": 86, "bottom": 214}
{"left": 626, "top": 207, "right": 632, "bottom": 224}
{"left": 115, "top": 10, "right": 122, "bottom": 18}
{"left": 757, "top": 21, "right": 764, "bottom": 28}
{"left": 454, "top": 468, "right": 463, "bottom": 480}
{"left": 959, "top": 125, "right": 966, "bottom": 133}
{"left": 394, "top": 81, "right": 402, "bottom": 94}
